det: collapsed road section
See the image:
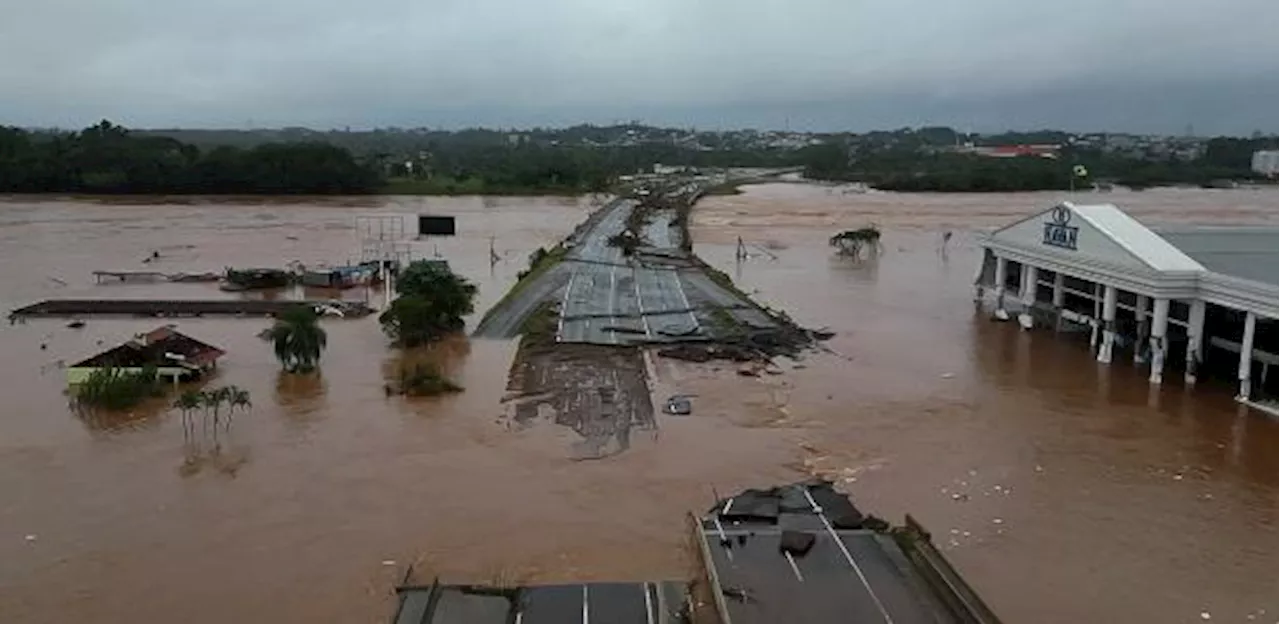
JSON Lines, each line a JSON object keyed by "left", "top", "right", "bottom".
{"left": 474, "top": 186, "right": 818, "bottom": 355}
{"left": 475, "top": 179, "right": 825, "bottom": 456}
{"left": 388, "top": 481, "right": 1002, "bottom": 624}
{"left": 695, "top": 481, "right": 1002, "bottom": 624}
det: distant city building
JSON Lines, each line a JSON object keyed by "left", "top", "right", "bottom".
{"left": 962, "top": 144, "right": 1060, "bottom": 159}
{"left": 1250, "top": 150, "right": 1278, "bottom": 177}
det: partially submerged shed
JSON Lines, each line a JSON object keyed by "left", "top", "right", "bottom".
{"left": 67, "top": 327, "right": 225, "bottom": 385}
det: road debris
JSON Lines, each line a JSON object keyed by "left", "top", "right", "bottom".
{"left": 665, "top": 395, "right": 692, "bottom": 415}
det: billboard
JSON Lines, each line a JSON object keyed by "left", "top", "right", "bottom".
{"left": 418, "top": 215, "right": 456, "bottom": 237}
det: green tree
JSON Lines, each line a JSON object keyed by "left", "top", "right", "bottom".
{"left": 201, "top": 388, "right": 225, "bottom": 433}
{"left": 268, "top": 306, "right": 328, "bottom": 372}
{"left": 379, "top": 261, "right": 478, "bottom": 346}
{"left": 73, "top": 366, "right": 162, "bottom": 411}
{"left": 173, "top": 390, "right": 204, "bottom": 439}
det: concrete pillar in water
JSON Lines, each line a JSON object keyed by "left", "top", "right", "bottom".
{"left": 1096, "top": 284, "right": 1118, "bottom": 364}
{"left": 1051, "top": 272, "right": 1065, "bottom": 331}
{"left": 1148, "top": 298, "right": 1169, "bottom": 384}
{"left": 1018, "top": 264, "right": 1038, "bottom": 330}
{"left": 1089, "top": 282, "right": 1102, "bottom": 349}
{"left": 1237, "top": 311, "right": 1256, "bottom": 401}
{"left": 1133, "top": 295, "right": 1150, "bottom": 363}
{"left": 973, "top": 252, "right": 987, "bottom": 302}
{"left": 993, "top": 256, "right": 1009, "bottom": 320}
{"left": 1185, "top": 300, "right": 1206, "bottom": 385}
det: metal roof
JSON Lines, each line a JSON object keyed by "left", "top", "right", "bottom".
{"left": 1068, "top": 203, "right": 1205, "bottom": 272}
{"left": 1155, "top": 226, "right": 1279, "bottom": 285}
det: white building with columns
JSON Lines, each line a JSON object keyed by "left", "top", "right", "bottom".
{"left": 975, "top": 202, "right": 1278, "bottom": 415}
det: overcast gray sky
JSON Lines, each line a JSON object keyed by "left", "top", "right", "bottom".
{"left": 1, "top": 0, "right": 1276, "bottom": 133}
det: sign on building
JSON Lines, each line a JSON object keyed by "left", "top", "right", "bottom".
{"left": 1042, "top": 205, "right": 1078, "bottom": 250}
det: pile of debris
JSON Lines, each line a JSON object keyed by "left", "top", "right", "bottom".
{"left": 658, "top": 325, "right": 833, "bottom": 364}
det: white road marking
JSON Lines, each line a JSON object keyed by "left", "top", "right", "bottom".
{"left": 633, "top": 266, "right": 653, "bottom": 340}
{"left": 581, "top": 584, "right": 590, "bottom": 624}
{"left": 784, "top": 550, "right": 805, "bottom": 582}
{"left": 802, "top": 488, "right": 895, "bottom": 624}
{"left": 643, "top": 582, "right": 656, "bottom": 624}
{"left": 670, "top": 270, "right": 700, "bottom": 334}
{"left": 608, "top": 263, "right": 618, "bottom": 345}
{"left": 557, "top": 269, "right": 579, "bottom": 343}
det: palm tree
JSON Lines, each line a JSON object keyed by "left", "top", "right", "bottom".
{"left": 226, "top": 386, "right": 251, "bottom": 429}
{"left": 231, "top": 388, "right": 252, "bottom": 412}
{"left": 201, "top": 389, "right": 224, "bottom": 436}
{"left": 268, "top": 306, "right": 327, "bottom": 373}
{"left": 173, "top": 390, "right": 203, "bottom": 441}
{"left": 215, "top": 386, "right": 234, "bottom": 430}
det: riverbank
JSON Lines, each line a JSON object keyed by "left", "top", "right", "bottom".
{"left": 382, "top": 176, "right": 604, "bottom": 196}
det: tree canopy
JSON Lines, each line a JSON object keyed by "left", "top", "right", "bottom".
{"left": 380, "top": 261, "right": 478, "bottom": 346}
{"left": 268, "top": 306, "right": 328, "bottom": 372}
{"left": 0, "top": 120, "right": 380, "bottom": 194}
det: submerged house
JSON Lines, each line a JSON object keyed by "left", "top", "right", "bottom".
{"left": 67, "top": 327, "right": 226, "bottom": 385}
{"left": 975, "top": 201, "right": 1278, "bottom": 415}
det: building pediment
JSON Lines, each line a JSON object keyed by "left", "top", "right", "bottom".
{"left": 986, "top": 202, "right": 1204, "bottom": 274}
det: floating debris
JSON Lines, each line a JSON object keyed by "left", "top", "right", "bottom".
{"left": 664, "top": 395, "right": 692, "bottom": 415}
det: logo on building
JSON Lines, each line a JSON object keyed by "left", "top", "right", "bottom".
{"left": 1043, "top": 205, "right": 1078, "bottom": 250}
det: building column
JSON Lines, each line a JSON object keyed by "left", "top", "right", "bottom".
{"left": 1096, "top": 284, "right": 1118, "bottom": 364}
{"left": 1133, "top": 295, "right": 1150, "bottom": 363}
{"left": 1237, "top": 312, "right": 1256, "bottom": 401}
{"left": 1051, "top": 272, "right": 1065, "bottom": 332}
{"left": 1185, "top": 301, "right": 1206, "bottom": 385}
{"left": 1018, "top": 264, "right": 1038, "bottom": 330}
{"left": 1148, "top": 298, "right": 1169, "bottom": 384}
{"left": 1090, "top": 282, "right": 1102, "bottom": 349}
{"left": 973, "top": 251, "right": 988, "bottom": 302}
{"left": 993, "top": 256, "right": 1008, "bottom": 320}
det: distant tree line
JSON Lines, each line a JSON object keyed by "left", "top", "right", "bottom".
{"left": 799, "top": 136, "right": 1279, "bottom": 192}
{"left": 6, "top": 120, "right": 1275, "bottom": 195}
{"left": 385, "top": 143, "right": 795, "bottom": 195}
{"left": 0, "top": 121, "right": 381, "bottom": 194}
{"left": 139, "top": 124, "right": 798, "bottom": 195}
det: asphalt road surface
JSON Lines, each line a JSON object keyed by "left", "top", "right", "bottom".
{"left": 558, "top": 200, "right": 702, "bottom": 345}
{"left": 476, "top": 192, "right": 781, "bottom": 345}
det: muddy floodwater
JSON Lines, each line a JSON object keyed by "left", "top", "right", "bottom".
{"left": 0, "top": 188, "right": 1275, "bottom": 623}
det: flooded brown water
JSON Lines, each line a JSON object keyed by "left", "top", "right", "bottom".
{"left": 0, "top": 188, "right": 1274, "bottom": 623}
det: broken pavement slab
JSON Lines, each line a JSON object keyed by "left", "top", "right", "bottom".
{"left": 695, "top": 480, "right": 1003, "bottom": 624}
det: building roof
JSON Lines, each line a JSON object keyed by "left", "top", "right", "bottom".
{"left": 71, "top": 327, "right": 225, "bottom": 369}
{"left": 1069, "top": 203, "right": 1205, "bottom": 272}
{"left": 1155, "top": 226, "right": 1279, "bottom": 285}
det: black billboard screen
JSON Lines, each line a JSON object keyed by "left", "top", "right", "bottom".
{"left": 418, "top": 215, "right": 456, "bottom": 236}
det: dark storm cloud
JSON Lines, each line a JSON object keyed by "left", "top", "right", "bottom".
{"left": 0, "top": 0, "right": 1275, "bottom": 132}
